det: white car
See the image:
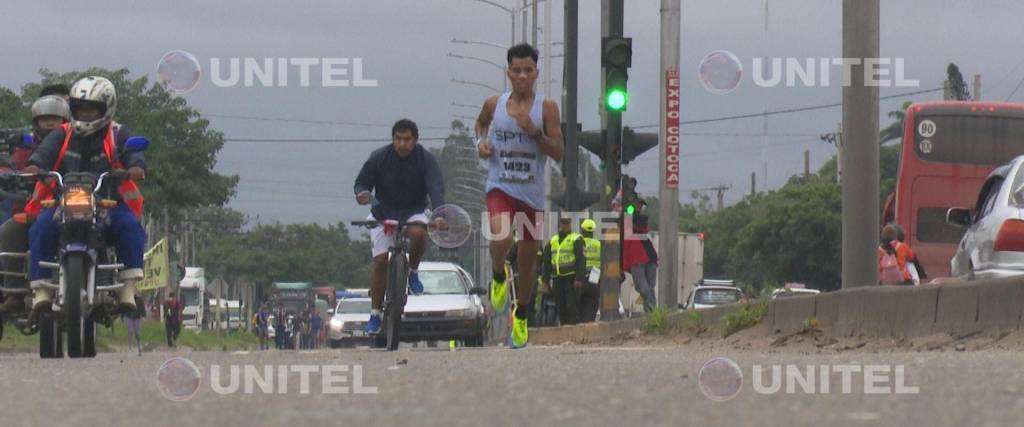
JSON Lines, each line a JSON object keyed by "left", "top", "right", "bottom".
{"left": 327, "top": 298, "right": 372, "bottom": 348}
{"left": 770, "top": 288, "right": 821, "bottom": 299}
{"left": 948, "top": 159, "right": 1024, "bottom": 280}
{"left": 684, "top": 283, "right": 744, "bottom": 310}
{"left": 400, "top": 262, "right": 488, "bottom": 347}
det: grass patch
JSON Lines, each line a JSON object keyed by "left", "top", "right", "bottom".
{"left": 1, "top": 319, "right": 258, "bottom": 352}
{"left": 680, "top": 310, "right": 705, "bottom": 336}
{"left": 722, "top": 298, "right": 769, "bottom": 337}
{"left": 642, "top": 307, "right": 672, "bottom": 334}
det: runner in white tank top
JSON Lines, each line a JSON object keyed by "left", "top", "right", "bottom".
{"left": 475, "top": 43, "right": 564, "bottom": 348}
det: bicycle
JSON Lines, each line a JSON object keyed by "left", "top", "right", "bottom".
{"left": 351, "top": 219, "right": 410, "bottom": 351}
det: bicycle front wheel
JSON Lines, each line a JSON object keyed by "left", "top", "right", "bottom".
{"left": 384, "top": 249, "right": 409, "bottom": 351}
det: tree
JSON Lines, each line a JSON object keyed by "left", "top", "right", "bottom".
{"left": 879, "top": 101, "right": 912, "bottom": 145}
{"left": 14, "top": 68, "right": 239, "bottom": 218}
{"left": 946, "top": 63, "right": 971, "bottom": 101}
{"left": 199, "top": 221, "right": 372, "bottom": 291}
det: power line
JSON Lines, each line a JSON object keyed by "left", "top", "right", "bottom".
{"left": 205, "top": 113, "right": 450, "bottom": 130}
{"left": 631, "top": 87, "right": 943, "bottom": 129}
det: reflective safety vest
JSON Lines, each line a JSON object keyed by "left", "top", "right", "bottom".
{"left": 583, "top": 237, "right": 601, "bottom": 269}
{"left": 25, "top": 123, "right": 144, "bottom": 218}
{"left": 550, "top": 233, "right": 580, "bottom": 277}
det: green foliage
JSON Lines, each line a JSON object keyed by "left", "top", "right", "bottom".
{"left": 199, "top": 222, "right": 372, "bottom": 291}
{"left": 0, "top": 320, "right": 258, "bottom": 352}
{"left": 722, "top": 298, "right": 769, "bottom": 337}
{"left": 7, "top": 68, "right": 238, "bottom": 218}
{"left": 946, "top": 63, "right": 971, "bottom": 101}
{"left": 642, "top": 306, "right": 672, "bottom": 334}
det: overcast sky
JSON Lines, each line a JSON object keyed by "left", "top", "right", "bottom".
{"left": 2, "top": 0, "right": 1022, "bottom": 226}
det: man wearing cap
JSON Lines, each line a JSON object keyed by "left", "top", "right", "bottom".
{"left": 541, "top": 217, "right": 586, "bottom": 325}
{"left": 578, "top": 218, "right": 602, "bottom": 323}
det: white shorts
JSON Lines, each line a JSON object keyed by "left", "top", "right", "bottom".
{"left": 369, "top": 211, "right": 430, "bottom": 258}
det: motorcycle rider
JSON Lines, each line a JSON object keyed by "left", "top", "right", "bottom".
{"left": 21, "top": 76, "right": 147, "bottom": 313}
{"left": 0, "top": 95, "right": 71, "bottom": 314}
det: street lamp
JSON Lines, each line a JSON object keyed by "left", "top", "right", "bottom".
{"left": 451, "top": 38, "right": 508, "bottom": 51}
{"left": 448, "top": 52, "right": 507, "bottom": 91}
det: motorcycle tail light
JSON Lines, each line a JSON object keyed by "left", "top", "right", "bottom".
{"left": 993, "top": 219, "right": 1024, "bottom": 252}
{"left": 63, "top": 187, "right": 94, "bottom": 220}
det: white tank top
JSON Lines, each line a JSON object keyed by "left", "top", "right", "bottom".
{"left": 484, "top": 91, "right": 547, "bottom": 210}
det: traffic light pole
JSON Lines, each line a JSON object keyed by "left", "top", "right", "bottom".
{"left": 563, "top": 0, "right": 580, "bottom": 212}
{"left": 598, "top": 0, "right": 624, "bottom": 322}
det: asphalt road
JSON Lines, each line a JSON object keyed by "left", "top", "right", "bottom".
{"left": 0, "top": 345, "right": 1021, "bottom": 427}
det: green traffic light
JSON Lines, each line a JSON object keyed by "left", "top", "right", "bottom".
{"left": 625, "top": 204, "right": 636, "bottom": 215}
{"left": 606, "top": 88, "right": 628, "bottom": 111}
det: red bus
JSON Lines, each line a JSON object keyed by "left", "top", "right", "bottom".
{"left": 883, "top": 101, "right": 1024, "bottom": 278}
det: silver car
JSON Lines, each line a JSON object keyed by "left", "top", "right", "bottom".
{"left": 948, "top": 159, "right": 1024, "bottom": 280}
{"left": 327, "top": 298, "right": 372, "bottom": 348}
{"left": 400, "top": 262, "right": 488, "bottom": 346}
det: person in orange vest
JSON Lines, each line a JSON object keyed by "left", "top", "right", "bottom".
{"left": 0, "top": 94, "right": 71, "bottom": 314}
{"left": 22, "top": 76, "right": 147, "bottom": 313}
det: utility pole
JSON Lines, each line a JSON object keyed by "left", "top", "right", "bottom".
{"left": 563, "top": 0, "right": 580, "bottom": 211}
{"left": 973, "top": 74, "right": 981, "bottom": 101}
{"left": 599, "top": 0, "right": 626, "bottom": 321}
{"left": 750, "top": 172, "right": 756, "bottom": 198}
{"left": 841, "top": 0, "right": 880, "bottom": 288}
{"left": 804, "top": 149, "right": 810, "bottom": 177}
{"left": 657, "top": 0, "right": 681, "bottom": 310}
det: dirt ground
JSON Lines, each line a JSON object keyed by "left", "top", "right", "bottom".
{"left": 594, "top": 321, "right": 1024, "bottom": 354}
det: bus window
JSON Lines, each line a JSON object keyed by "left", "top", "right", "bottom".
{"left": 914, "top": 115, "right": 1024, "bottom": 165}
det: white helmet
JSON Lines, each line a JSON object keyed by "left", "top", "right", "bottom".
{"left": 30, "top": 95, "right": 71, "bottom": 137}
{"left": 69, "top": 76, "right": 117, "bottom": 137}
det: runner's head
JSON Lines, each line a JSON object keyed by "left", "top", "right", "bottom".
{"left": 506, "top": 43, "right": 539, "bottom": 94}
{"left": 881, "top": 224, "right": 898, "bottom": 244}
{"left": 391, "top": 118, "right": 419, "bottom": 158}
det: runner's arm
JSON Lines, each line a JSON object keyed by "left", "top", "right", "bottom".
{"left": 536, "top": 99, "right": 564, "bottom": 161}
{"left": 475, "top": 96, "right": 499, "bottom": 139}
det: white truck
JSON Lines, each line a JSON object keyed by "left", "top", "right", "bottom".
{"left": 178, "top": 267, "right": 206, "bottom": 329}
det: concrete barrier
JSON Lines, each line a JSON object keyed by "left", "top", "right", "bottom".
{"left": 814, "top": 290, "right": 842, "bottom": 333}
{"left": 857, "top": 286, "right": 904, "bottom": 337}
{"left": 770, "top": 294, "right": 816, "bottom": 335}
{"left": 892, "top": 285, "right": 940, "bottom": 338}
{"left": 932, "top": 282, "right": 980, "bottom": 336}
{"left": 526, "top": 276, "right": 1024, "bottom": 346}
{"left": 976, "top": 277, "right": 1024, "bottom": 333}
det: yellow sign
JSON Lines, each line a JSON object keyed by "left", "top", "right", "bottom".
{"left": 137, "top": 237, "right": 169, "bottom": 291}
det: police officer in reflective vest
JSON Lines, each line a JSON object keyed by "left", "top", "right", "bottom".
{"left": 579, "top": 218, "right": 602, "bottom": 323}
{"left": 541, "top": 217, "right": 586, "bottom": 325}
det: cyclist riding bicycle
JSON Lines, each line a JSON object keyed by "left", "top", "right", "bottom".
{"left": 353, "top": 119, "right": 445, "bottom": 334}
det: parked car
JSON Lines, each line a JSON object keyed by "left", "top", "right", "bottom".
{"left": 684, "top": 280, "right": 744, "bottom": 310}
{"left": 947, "top": 159, "right": 1024, "bottom": 280}
{"left": 400, "top": 262, "right": 488, "bottom": 347}
{"left": 327, "top": 298, "right": 372, "bottom": 348}
{"left": 770, "top": 288, "right": 821, "bottom": 299}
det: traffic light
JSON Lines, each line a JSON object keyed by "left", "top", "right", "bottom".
{"left": 602, "top": 37, "right": 632, "bottom": 112}
{"left": 550, "top": 189, "right": 601, "bottom": 211}
{"left": 578, "top": 126, "right": 657, "bottom": 164}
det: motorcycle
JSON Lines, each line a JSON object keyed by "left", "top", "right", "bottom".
{"left": 0, "top": 136, "right": 149, "bottom": 358}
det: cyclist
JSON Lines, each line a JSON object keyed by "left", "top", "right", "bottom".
{"left": 476, "top": 43, "right": 564, "bottom": 348}
{"left": 353, "top": 119, "right": 445, "bottom": 334}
